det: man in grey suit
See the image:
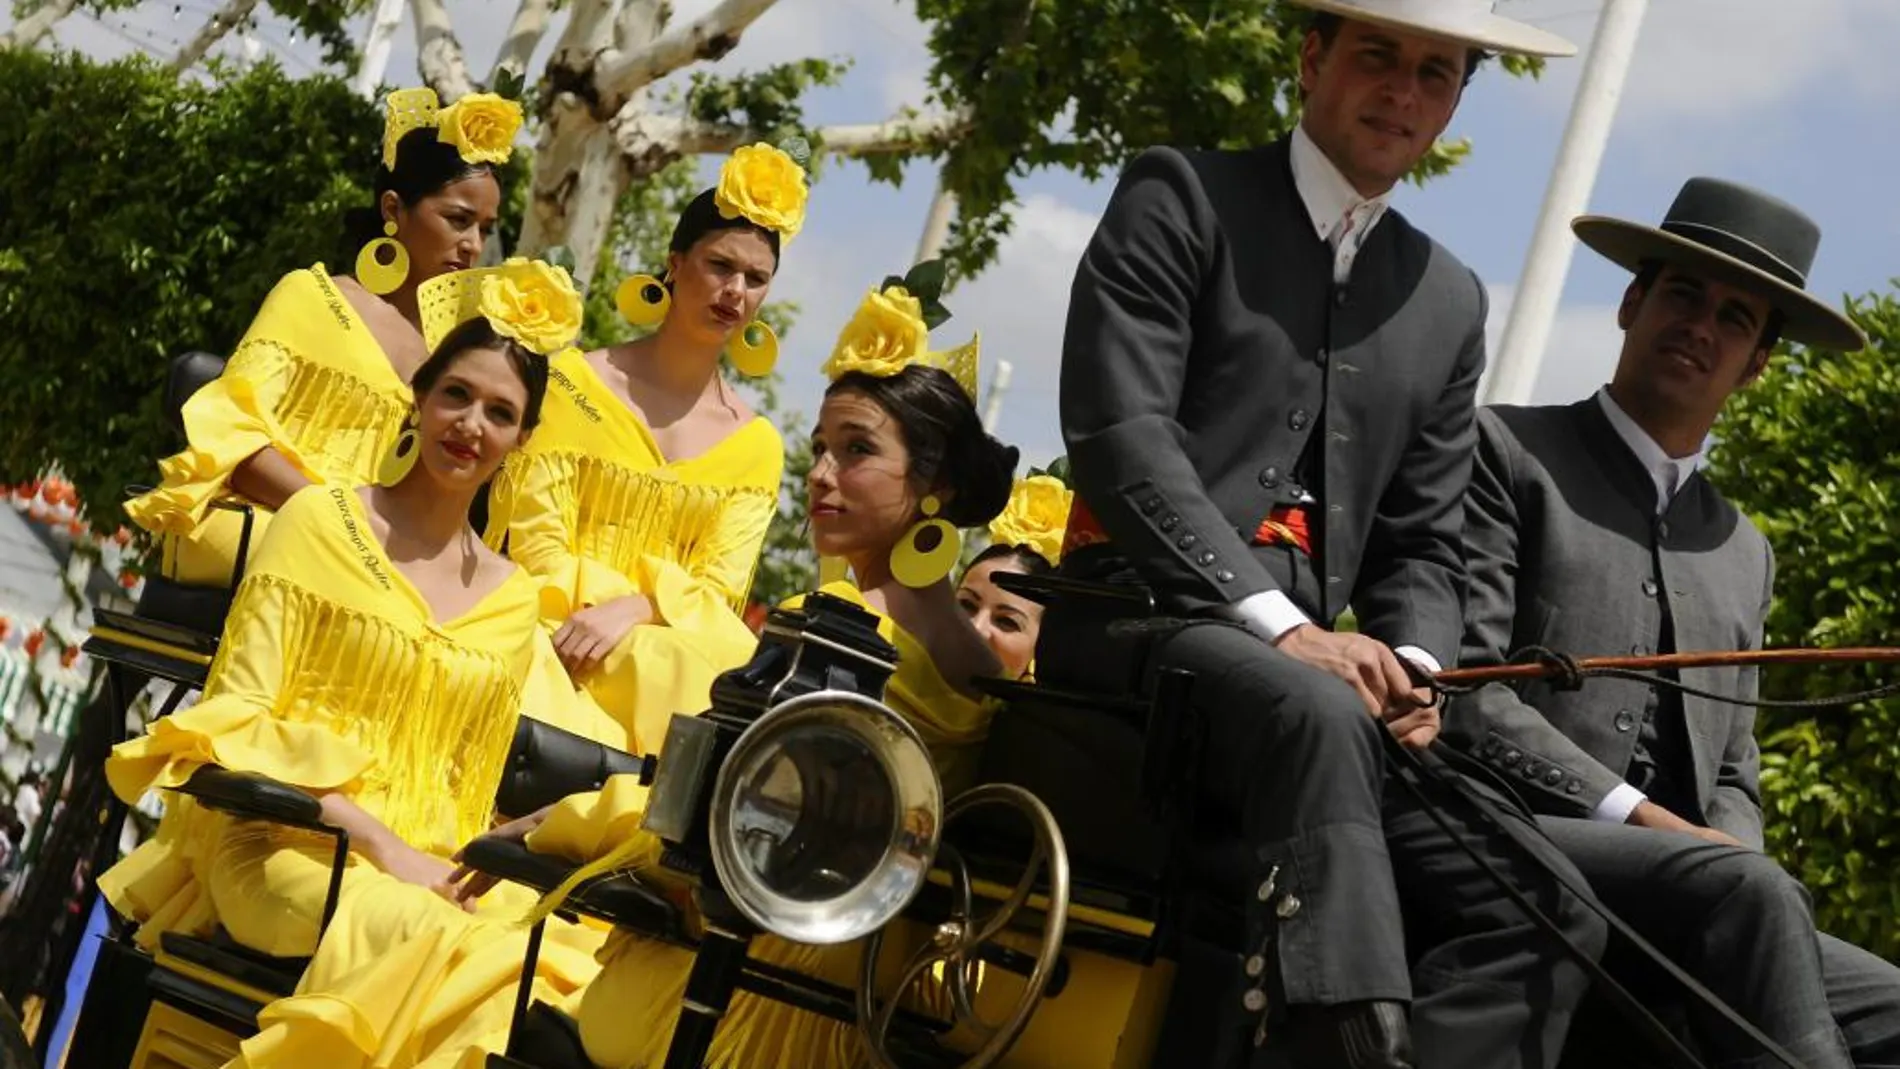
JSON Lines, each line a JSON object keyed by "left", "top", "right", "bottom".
{"left": 1042, "top": 2, "right": 1606, "bottom": 1067}
{"left": 1451, "top": 177, "right": 1900, "bottom": 1068}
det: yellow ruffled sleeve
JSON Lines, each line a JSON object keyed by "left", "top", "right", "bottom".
{"left": 523, "top": 773, "right": 656, "bottom": 865}
{"left": 105, "top": 502, "right": 375, "bottom": 805}
{"left": 487, "top": 452, "right": 640, "bottom": 618}
{"left": 126, "top": 274, "right": 328, "bottom": 537}
{"left": 634, "top": 483, "right": 777, "bottom": 645}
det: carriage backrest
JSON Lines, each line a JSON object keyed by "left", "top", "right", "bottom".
{"left": 164, "top": 351, "right": 227, "bottom": 438}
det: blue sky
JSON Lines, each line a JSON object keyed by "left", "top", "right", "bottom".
{"left": 14, "top": 0, "right": 1900, "bottom": 469}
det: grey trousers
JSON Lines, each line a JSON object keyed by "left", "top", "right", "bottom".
{"left": 1142, "top": 621, "right": 1607, "bottom": 1069}
{"left": 1540, "top": 817, "right": 1900, "bottom": 1069}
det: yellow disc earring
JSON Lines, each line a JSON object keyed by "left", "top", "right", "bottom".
{"left": 728, "top": 319, "right": 779, "bottom": 377}
{"left": 615, "top": 273, "right": 671, "bottom": 327}
{"left": 356, "top": 221, "right": 410, "bottom": 296}
{"left": 890, "top": 495, "right": 961, "bottom": 588}
{"left": 376, "top": 409, "right": 421, "bottom": 486}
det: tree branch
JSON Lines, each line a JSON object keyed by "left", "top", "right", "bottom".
{"left": 167, "top": 0, "right": 259, "bottom": 74}
{"left": 488, "top": 0, "right": 556, "bottom": 85}
{"left": 612, "top": 108, "right": 964, "bottom": 175}
{"left": 411, "top": 0, "right": 475, "bottom": 100}
{"left": 593, "top": 0, "right": 780, "bottom": 104}
{"left": 0, "top": 0, "right": 79, "bottom": 51}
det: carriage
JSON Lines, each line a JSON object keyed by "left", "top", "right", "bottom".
{"left": 0, "top": 352, "right": 1763, "bottom": 1069}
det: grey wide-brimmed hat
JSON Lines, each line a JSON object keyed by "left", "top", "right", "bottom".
{"left": 1279, "top": 0, "right": 1577, "bottom": 58}
{"left": 1574, "top": 178, "right": 1865, "bottom": 352}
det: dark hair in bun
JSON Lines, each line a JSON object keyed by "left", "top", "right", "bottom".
{"left": 344, "top": 126, "right": 500, "bottom": 248}
{"left": 969, "top": 541, "right": 1053, "bottom": 577}
{"left": 670, "top": 188, "right": 782, "bottom": 266}
{"left": 826, "top": 366, "right": 1017, "bottom": 527}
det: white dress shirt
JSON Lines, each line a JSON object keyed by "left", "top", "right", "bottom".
{"left": 1222, "top": 123, "right": 1437, "bottom": 673}
{"left": 1590, "top": 386, "right": 1705, "bottom": 823}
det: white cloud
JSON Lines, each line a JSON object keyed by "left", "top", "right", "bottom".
{"left": 1512, "top": 0, "right": 1900, "bottom": 131}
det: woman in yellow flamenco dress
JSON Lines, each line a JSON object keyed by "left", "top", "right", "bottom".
{"left": 99, "top": 261, "right": 610, "bottom": 1069}
{"left": 483, "top": 143, "right": 804, "bottom": 751}
{"left": 456, "top": 277, "right": 1022, "bottom": 1068}
{"left": 128, "top": 87, "right": 522, "bottom": 588}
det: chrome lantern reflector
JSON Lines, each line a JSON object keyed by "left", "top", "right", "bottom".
{"left": 708, "top": 690, "right": 942, "bottom": 945}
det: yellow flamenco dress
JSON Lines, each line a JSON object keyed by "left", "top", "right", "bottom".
{"left": 518, "top": 579, "right": 994, "bottom": 1069}
{"left": 128, "top": 265, "right": 413, "bottom": 587}
{"left": 98, "top": 485, "right": 607, "bottom": 1068}
{"left": 484, "top": 348, "right": 784, "bottom": 751}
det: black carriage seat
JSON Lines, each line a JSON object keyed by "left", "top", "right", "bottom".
{"left": 133, "top": 350, "right": 248, "bottom": 637}
{"left": 165, "top": 350, "right": 227, "bottom": 437}
{"left": 967, "top": 569, "right": 1255, "bottom": 927}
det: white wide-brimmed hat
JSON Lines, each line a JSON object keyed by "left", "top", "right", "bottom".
{"left": 1280, "top": 0, "right": 1577, "bottom": 58}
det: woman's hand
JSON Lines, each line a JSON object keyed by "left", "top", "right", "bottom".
{"left": 318, "top": 790, "right": 471, "bottom": 911}
{"left": 552, "top": 595, "right": 655, "bottom": 677}
{"left": 371, "top": 839, "right": 474, "bottom": 911}
{"left": 445, "top": 806, "right": 554, "bottom": 904}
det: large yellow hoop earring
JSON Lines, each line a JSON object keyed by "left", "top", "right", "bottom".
{"left": 615, "top": 273, "right": 671, "bottom": 327}
{"left": 890, "top": 495, "right": 960, "bottom": 588}
{"left": 356, "top": 221, "right": 410, "bottom": 296}
{"left": 377, "top": 409, "right": 421, "bottom": 486}
{"left": 728, "top": 319, "right": 778, "bottom": 377}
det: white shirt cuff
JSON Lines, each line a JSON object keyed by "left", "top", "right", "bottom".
{"left": 1393, "top": 645, "right": 1441, "bottom": 675}
{"left": 1221, "top": 589, "right": 1312, "bottom": 643}
{"left": 1595, "top": 782, "right": 1647, "bottom": 824}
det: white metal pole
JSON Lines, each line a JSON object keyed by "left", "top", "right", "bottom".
{"left": 1484, "top": 0, "right": 1649, "bottom": 406}
{"left": 982, "top": 359, "right": 1013, "bottom": 434}
{"left": 351, "top": 0, "right": 406, "bottom": 100}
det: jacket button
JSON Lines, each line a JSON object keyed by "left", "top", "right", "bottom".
{"left": 1502, "top": 750, "right": 1522, "bottom": 767}
{"left": 1160, "top": 513, "right": 1180, "bottom": 532}
{"left": 1215, "top": 569, "right": 1235, "bottom": 583}
{"left": 1565, "top": 779, "right": 1583, "bottom": 795}
{"left": 1258, "top": 467, "right": 1281, "bottom": 489}
{"left": 1631, "top": 643, "right": 1649, "bottom": 656}
{"left": 1614, "top": 710, "right": 1636, "bottom": 732}
{"left": 1658, "top": 521, "right": 1671, "bottom": 540}
{"left": 1334, "top": 289, "right": 1348, "bottom": 307}
{"left": 1544, "top": 768, "right": 1564, "bottom": 786}
{"left": 1197, "top": 551, "right": 1217, "bottom": 566}
{"left": 1522, "top": 760, "right": 1542, "bottom": 779}
{"left": 1641, "top": 578, "right": 1659, "bottom": 597}
{"left": 1288, "top": 409, "right": 1310, "bottom": 432}
{"left": 1316, "top": 348, "right": 1329, "bottom": 366}
{"left": 1177, "top": 534, "right": 1198, "bottom": 550}
{"left": 1141, "top": 496, "right": 1162, "bottom": 515}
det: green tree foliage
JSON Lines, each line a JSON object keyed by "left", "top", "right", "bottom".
{"left": 910, "top": 0, "right": 1540, "bottom": 279}
{"left": 1707, "top": 287, "right": 1900, "bottom": 956}
{"left": 0, "top": 51, "right": 377, "bottom": 524}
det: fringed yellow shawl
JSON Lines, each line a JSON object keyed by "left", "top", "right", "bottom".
{"left": 128, "top": 266, "right": 411, "bottom": 544}
{"left": 106, "top": 485, "right": 542, "bottom": 855}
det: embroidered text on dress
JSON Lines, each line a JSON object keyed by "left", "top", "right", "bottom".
{"left": 330, "top": 488, "right": 394, "bottom": 590}
{"left": 313, "top": 270, "right": 355, "bottom": 332}
{"left": 548, "top": 366, "right": 604, "bottom": 424}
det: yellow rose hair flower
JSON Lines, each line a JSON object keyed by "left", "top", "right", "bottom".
{"left": 477, "top": 258, "right": 584, "bottom": 355}
{"left": 714, "top": 143, "right": 810, "bottom": 240}
{"left": 435, "top": 93, "right": 523, "bottom": 166}
{"left": 822, "top": 285, "right": 931, "bottom": 381}
{"left": 418, "top": 258, "right": 583, "bottom": 356}
{"left": 988, "top": 476, "right": 1074, "bottom": 566}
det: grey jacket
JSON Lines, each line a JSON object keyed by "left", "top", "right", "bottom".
{"left": 1448, "top": 401, "right": 1774, "bottom": 847}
